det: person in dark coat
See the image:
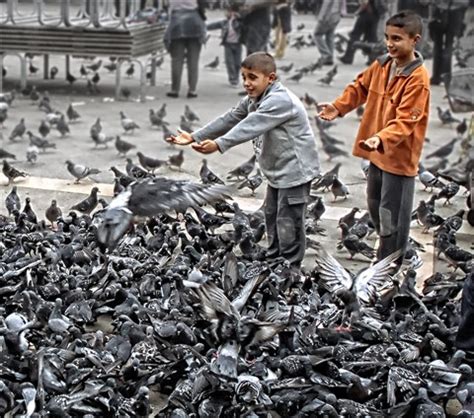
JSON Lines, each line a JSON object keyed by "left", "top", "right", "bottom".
{"left": 164, "top": 0, "right": 207, "bottom": 98}
{"left": 456, "top": 272, "right": 474, "bottom": 365}
{"left": 339, "top": 0, "right": 387, "bottom": 64}
{"left": 240, "top": 1, "right": 273, "bottom": 55}
{"left": 428, "top": 0, "right": 469, "bottom": 85}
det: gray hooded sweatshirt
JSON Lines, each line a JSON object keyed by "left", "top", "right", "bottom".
{"left": 192, "top": 81, "right": 320, "bottom": 189}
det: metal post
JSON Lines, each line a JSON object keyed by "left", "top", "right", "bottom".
{"left": 116, "top": 59, "right": 123, "bottom": 100}
{"left": 44, "top": 54, "right": 49, "bottom": 79}
{"left": 150, "top": 52, "right": 157, "bottom": 86}
{"left": 20, "top": 55, "right": 27, "bottom": 89}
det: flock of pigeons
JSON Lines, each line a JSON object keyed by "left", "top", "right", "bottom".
{"left": 0, "top": 42, "right": 473, "bottom": 418}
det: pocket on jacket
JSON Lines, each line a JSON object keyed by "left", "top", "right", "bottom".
{"left": 287, "top": 195, "right": 308, "bottom": 205}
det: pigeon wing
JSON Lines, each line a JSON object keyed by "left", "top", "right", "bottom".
{"left": 314, "top": 248, "right": 353, "bottom": 292}
{"left": 125, "top": 177, "right": 230, "bottom": 217}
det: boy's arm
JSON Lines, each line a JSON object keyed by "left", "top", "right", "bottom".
{"left": 192, "top": 99, "right": 249, "bottom": 143}
{"left": 375, "top": 80, "right": 430, "bottom": 150}
{"left": 332, "top": 66, "right": 373, "bottom": 117}
{"left": 214, "top": 98, "right": 293, "bottom": 153}
{"left": 206, "top": 19, "right": 226, "bottom": 31}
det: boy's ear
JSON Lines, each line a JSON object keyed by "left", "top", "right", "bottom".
{"left": 269, "top": 72, "right": 277, "bottom": 82}
{"left": 413, "top": 34, "right": 421, "bottom": 44}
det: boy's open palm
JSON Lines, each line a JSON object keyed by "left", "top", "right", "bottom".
{"left": 167, "top": 130, "right": 194, "bottom": 146}
{"left": 317, "top": 103, "right": 339, "bottom": 121}
{"left": 192, "top": 139, "right": 218, "bottom": 154}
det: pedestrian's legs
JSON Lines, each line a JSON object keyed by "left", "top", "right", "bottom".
{"left": 275, "top": 181, "right": 311, "bottom": 268}
{"left": 377, "top": 170, "right": 415, "bottom": 265}
{"left": 340, "top": 14, "right": 366, "bottom": 63}
{"left": 224, "top": 44, "right": 236, "bottom": 85}
{"left": 430, "top": 30, "right": 444, "bottom": 84}
{"left": 366, "top": 163, "right": 383, "bottom": 256}
{"left": 264, "top": 185, "right": 279, "bottom": 261}
{"left": 169, "top": 39, "right": 186, "bottom": 94}
{"left": 315, "top": 29, "right": 332, "bottom": 64}
{"left": 325, "top": 28, "right": 335, "bottom": 63}
{"left": 185, "top": 38, "right": 202, "bottom": 95}
{"left": 233, "top": 43, "right": 242, "bottom": 83}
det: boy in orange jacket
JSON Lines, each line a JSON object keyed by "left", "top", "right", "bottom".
{"left": 319, "top": 10, "right": 430, "bottom": 270}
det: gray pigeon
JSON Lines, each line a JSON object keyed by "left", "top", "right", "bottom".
{"left": 65, "top": 160, "right": 101, "bottom": 183}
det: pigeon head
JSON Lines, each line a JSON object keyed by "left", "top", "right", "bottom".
{"left": 96, "top": 206, "right": 133, "bottom": 252}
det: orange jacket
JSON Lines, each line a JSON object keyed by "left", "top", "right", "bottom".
{"left": 332, "top": 53, "right": 430, "bottom": 177}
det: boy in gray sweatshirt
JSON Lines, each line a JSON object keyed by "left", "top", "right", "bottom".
{"left": 168, "top": 52, "right": 320, "bottom": 268}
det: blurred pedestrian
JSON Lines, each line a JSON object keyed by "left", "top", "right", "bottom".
{"left": 273, "top": 0, "right": 292, "bottom": 59}
{"left": 339, "top": 0, "right": 387, "bottom": 64}
{"left": 314, "top": 0, "right": 345, "bottom": 66}
{"left": 428, "top": 0, "right": 469, "bottom": 85}
{"left": 164, "top": 0, "right": 207, "bottom": 98}
{"left": 240, "top": 1, "right": 273, "bottom": 55}
{"left": 207, "top": 3, "right": 243, "bottom": 87}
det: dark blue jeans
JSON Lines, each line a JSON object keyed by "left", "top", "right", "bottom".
{"left": 367, "top": 163, "right": 415, "bottom": 265}
{"left": 224, "top": 43, "right": 242, "bottom": 86}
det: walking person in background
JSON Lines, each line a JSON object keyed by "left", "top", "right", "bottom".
{"left": 206, "top": 2, "right": 243, "bottom": 88}
{"left": 428, "top": 0, "right": 469, "bottom": 85}
{"left": 164, "top": 0, "right": 207, "bottom": 98}
{"left": 273, "top": 0, "right": 292, "bottom": 59}
{"left": 339, "top": 0, "right": 386, "bottom": 64}
{"left": 240, "top": 1, "right": 273, "bottom": 55}
{"left": 314, "top": 0, "right": 345, "bottom": 66}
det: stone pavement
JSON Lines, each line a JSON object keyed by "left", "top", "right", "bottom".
{"left": 0, "top": 9, "right": 472, "bottom": 283}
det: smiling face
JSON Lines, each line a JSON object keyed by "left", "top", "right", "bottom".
{"left": 384, "top": 25, "right": 420, "bottom": 66}
{"left": 241, "top": 67, "right": 276, "bottom": 99}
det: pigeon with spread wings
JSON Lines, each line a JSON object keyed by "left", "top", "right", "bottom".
{"left": 96, "top": 177, "right": 230, "bottom": 251}
{"left": 314, "top": 248, "right": 402, "bottom": 305}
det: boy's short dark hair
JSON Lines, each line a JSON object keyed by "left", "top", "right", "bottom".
{"left": 386, "top": 10, "right": 423, "bottom": 37}
{"left": 241, "top": 52, "right": 276, "bottom": 75}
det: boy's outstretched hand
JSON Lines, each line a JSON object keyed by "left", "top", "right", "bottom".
{"left": 317, "top": 103, "right": 339, "bottom": 121}
{"left": 167, "top": 129, "right": 194, "bottom": 146}
{"left": 192, "top": 139, "right": 219, "bottom": 154}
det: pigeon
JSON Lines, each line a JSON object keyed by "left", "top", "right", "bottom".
{"left": 125, "top": 63, "right": 135, "bottom": 78}
{"left": 96, "top": 177, "right": 229, "bottom": 250}
{"left": 339, "top": 207, "right": 360, "bottom": 229}
{"left": 200, "top": 159, "right": 225, "bottom": 185}
{"left": 287, "top": 71, "right": 304, "bottom": 83}
{"left": 436, "top": 181, "right": 460, "bottom": 205}
{"left": 29, "top": 86, "right": 40, "bottom": 102}
{"left": 193, "top": 205, "right": 231, "bottom": 233}
{"left": 456, "top": 118, "right": 467, "bottom": 137}
{"left": 91, "top": 130, "right": 114, "bottom": 148}
{"left": 56, "top": 115, "right": 70, "bottom": 137}
{"left": 205, "top": 56, "right": 219, "bottom": 69}
{"left": 307, "top": 195, "right": 326, "bottom": 222}
{"left": 227, "top": 155, "right": 257, "bottom": 181}
{"left": 168, "top": 150, "right": 184, "bottom": 171}
{"left": 2, "top": 160, "right": 27, "bottom": 184}
{"left": 321, "top": 141, "right": 349, "bottom": 160}
{"left": 9, "top": 118, "right": 26, "bottom": 141}
{"left": 22, "top": 197, "right": 37, "bottom": 224}
{"left": 121, "top": 87, "right": 131, "bottom": 100}
{"left": 27, "top": 131, "right": 56, "bottom": 152}
{"left": 45, "top": 199, "right": 62, "bottom": 226}
{"left": 115, "top": 135, "right": 136, "bottom": 156}
{"left": 312, "top": 163, "right": 342, "bottom": 192}
{"left": 184, "top": 105, "right": 200, "bottom": 122}
{"left": 26, "top": 145, "right": 39, "bottom": 163}
{"left": 28, "top": 60, "right": 39, "bottom": 75}
{"left": 356, "top": 105, "right": 365, "bottom": 120}
{"left": 418, "top": 163, "right": 445, "bottom": 191}
{"left": 279, "top": 63, "right": 294, "bottom": 73}
{"left": 318, "top": 66, "right": 337, "bottom": 85}
{"left": 331, "top": 176, "right": 349, "bottom": 201}
{"left": 65, "top": 160, "right": 101, "bottom": 183}
{"left": 156, "top": 103, "right": 167, "bottom": 119}
{"left": 49, "top": 66, "right": 59, "bottom": 79}
{"left": 120, "top": 111, "right": 140, "bottom": 134}
{"left": 126, "top": 158, "right": 148, "bottom": 179}
{"left": 436, "top": 106, "right": 461, "bottom": 125}
{"left": 71, "top": 186, "right": 100, "bottom": 214}
{"left": 425, "top": 138, "right": 457, "bottom": 159}
{"left": 66, "top": 104, "right": 81, "bottom": 122}
{"left": 38, "top": 119, "right": 51, "bottom": 138}
{"left": 0, "top": 148, "right": 16, "bottom": 160}
{"left": 80, "top": 64, "right": 89, "bottom": 77}
{"left": 5, "top": 186, "right": 20, "bottom": 215}
{"left": 66, "top": 71, "right": 77, "bottom": 85}
{"left": 137, "top": 151, "right": 167, "bottom": 174}
{"left": 339, "top": 223, "right": 375, "bottom": 260}
{"left": 179, "top": 116, "right": 194, "bottom": 133}
{"left": 87, "top": 59, "right": 102, "bottom": 72}
{"left": 149, "top": 109, "right": 168, "bottom": 129}
{"left": 238, "top": 169, "right": 263, "bottom": 195}
{"left": 90, "top": 117, "right": 102, "bottom": 136}
{"left": 314, "top": 247, "right": 401, "bottom": 305}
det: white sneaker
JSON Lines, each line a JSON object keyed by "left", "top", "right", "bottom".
{"left": 403, "top": 252, "right": 423, "bottom": 270}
